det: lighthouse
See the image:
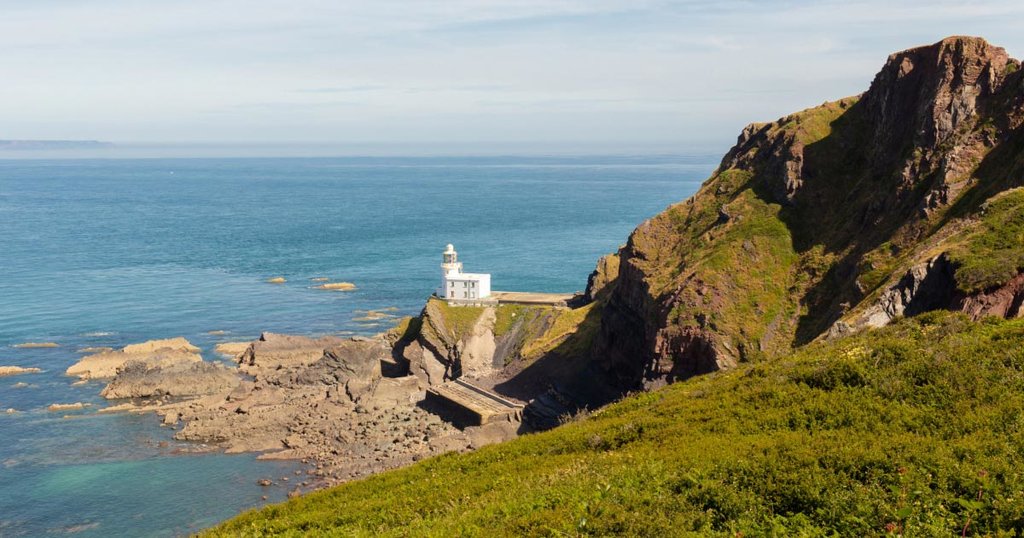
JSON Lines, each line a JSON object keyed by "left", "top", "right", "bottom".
{"left": 437, "top": 244, "right": 491, "bottom": 301}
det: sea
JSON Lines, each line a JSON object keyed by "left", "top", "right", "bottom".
{"left": 0, "top": 154, "right": 712, "bottom": 537}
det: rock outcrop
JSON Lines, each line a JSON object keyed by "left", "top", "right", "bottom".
{"left": 842, "top": 255, "right": 959, "bottom": 331}
{"left": 236, "top": 332, "right": 350, "bottom": 381}
{"left": 584, "top": 253, "right": 620, "bottom": 302}
{"left": 66, "top": 337, "right": 202, "bottom": 379}
{"left": 100, "top": 361, "right": 240, "bottom": 399}
{"left": 959, "top": 273, "right": 1024, "bottom": 319}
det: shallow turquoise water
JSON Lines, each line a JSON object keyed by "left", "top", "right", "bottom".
{"left": 0, "top": 155, "right": 710, "bottom": 536}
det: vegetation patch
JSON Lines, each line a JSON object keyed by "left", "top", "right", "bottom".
{"left": 382, "top": 316, "right": 421, "bottom": 347}
{"left": 667, "top": 189, "right": 801, "bottom": 358}
{"left": 493, "top": 304, "right": 535, "bottom": 337}
{"left": 520, "top": 303, "right": 601, "bottom": 360}
{"left": 209, "top": 312, "right": 1024, "bottom": 537}
{"left": 949, "top": 188, "right": 1024, "bottom": 293}
{"left": 776, "top": 97, "right": 856, "bottom": 146}
{"left": 427, "top": 297, "right": 485, "bottom": 342}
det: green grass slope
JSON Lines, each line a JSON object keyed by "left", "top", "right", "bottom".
{"left": 949, "top": 188, "right": 1024, "bottom": 293}
{"left": 208, "top": 312, "right": 1024, "bottom": 537}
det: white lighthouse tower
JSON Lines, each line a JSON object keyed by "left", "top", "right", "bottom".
{"left": 437, "top": 244, "right": 491, "bottom": 301}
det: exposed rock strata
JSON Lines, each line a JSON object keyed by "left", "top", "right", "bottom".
{"left": 959, "top": 273, "right": 1024, "bottom": 319}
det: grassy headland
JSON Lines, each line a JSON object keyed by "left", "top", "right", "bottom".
{"left": 208, "top": 312, "right": 1024, "bottom": 536}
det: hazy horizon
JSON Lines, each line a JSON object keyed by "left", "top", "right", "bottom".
{"left": 3, "top": 1, "right": 1024, "bottom": 152}
{"left": 0, "top": 140, "right": 726, "bottom": 159}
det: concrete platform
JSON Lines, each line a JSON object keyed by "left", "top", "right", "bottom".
{"left": 490, "top": 291, "right": 578, "bottom": 307}
{"left": 425, "top": 379, "right": 524, "bottom": 426}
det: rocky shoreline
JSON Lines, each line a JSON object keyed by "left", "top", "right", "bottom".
{"left": 68, "top": 316, "right": 527, "bottom": 494}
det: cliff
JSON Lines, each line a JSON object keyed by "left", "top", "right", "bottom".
{"left": 592, "top": 36, "right": 1024, "bottom": 388}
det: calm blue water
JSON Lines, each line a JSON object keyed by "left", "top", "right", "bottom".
{"left": 0, "top": 155, "right": 711, "bottom": 536}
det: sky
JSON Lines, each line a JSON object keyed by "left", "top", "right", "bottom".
{"left": 2, "top": 0, "right": 1023, "bottom": 153}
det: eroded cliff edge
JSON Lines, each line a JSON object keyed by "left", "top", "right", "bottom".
{"left": 589, "top": 36, "right": 1024, "bottom": 389}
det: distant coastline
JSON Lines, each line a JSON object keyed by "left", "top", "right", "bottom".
{"left": 0, "top": 140, "right": 113, "bottom": 150}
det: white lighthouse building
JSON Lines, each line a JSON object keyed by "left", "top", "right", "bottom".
{"left": 437, "top": 244, "right": 491, "bottom": 301}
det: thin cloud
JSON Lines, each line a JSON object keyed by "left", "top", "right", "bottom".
{"left": 0, "top": 0, "right": 1021, "bottom": 146}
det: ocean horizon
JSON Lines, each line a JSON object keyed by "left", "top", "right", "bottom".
{"left": 0, "top": 153, "right": 711, "bottom": 537}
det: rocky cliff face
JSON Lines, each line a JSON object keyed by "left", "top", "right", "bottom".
{"left": 592, "top": 36, "right": 1024, "bottom": 389}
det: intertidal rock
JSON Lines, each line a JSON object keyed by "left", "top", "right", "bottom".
{"left": 47, "top": 402, "right": 90, "bottom": 412}
{"left": 352, "top": 311, "right": 393, "bottom": 322}
{"left": 100, "top": 360, "right": 241, "bottom": 399}
{"left": 122, "top": 338, "right": 199, "bottom": 355}
{"left": 267, "top": 277, "right": 287, "bottom": 284}
{"left": 66, "top": 337, "right": 202, "bottom": 379}
{"left": 315, "top": 282, "right": 356, "bottom": 291}
{"left": 0, "top": 366, "right": 42, "bottom": 377}
{"left": 12, "top": 342, "right": 59, "bottom": 349}
{"left": 77, "top": 347, "right": 113, "bottom": 354}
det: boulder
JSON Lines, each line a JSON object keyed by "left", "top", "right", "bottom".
{"left": 403, "top": 341, "right": 447, "bottom": 387}
{"left": 293, "top": 338, "right": 386, "bottom": 384}
{"left": 363, "top": 376, "right": 423, "bottom": 407}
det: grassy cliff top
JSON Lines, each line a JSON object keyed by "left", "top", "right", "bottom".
{"left": 207, "top": 311, "right": 1024, "bottom": 536}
